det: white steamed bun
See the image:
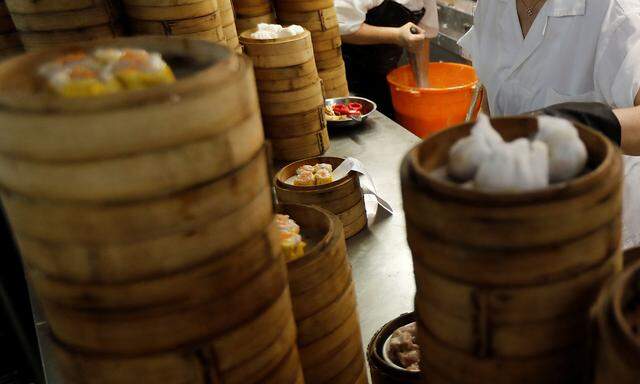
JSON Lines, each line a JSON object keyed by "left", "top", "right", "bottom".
{"left": 447, "top": 113, "right": 504, "bottom": 181}
{"left": 535, "top": 116, "right": 587, "bottom": 182}
{"left": 474, "top": 138, "right": 550, "bottom": 192}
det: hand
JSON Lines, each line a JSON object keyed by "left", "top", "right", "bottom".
{"left": 397, "top": 23, "right": 425, "bottom": 53}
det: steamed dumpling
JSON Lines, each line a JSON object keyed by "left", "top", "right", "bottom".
{"left": 535, "top": 116, "right": 587, "bottom": 182}
{"left": 447, "top": 114, "right": 504, "bottom": 181}
{"left": 474, "top": 138, "right": 549, "bottom": 192}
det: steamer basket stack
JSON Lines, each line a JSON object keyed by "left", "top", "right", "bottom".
{"left": 122, "top": 0, "right": 226, "bottom": 43}
{"left": 219, "top": 0, "right": 240, "bottom": 51}
{"left": 0, "top": 0, "right": 20, "bottom": 59}
{"left": 5, "top": 0, "right": 124, "bottom": 51}
{"left": 240, "top": 28, "right": 329, "bottom": 161}
{"left": 0, "top": 37, "right": 304, "bottom": 384}
{"left": 401, "top": 117, "right": 624, "bottom": 384}
{"left": 275, "top": 0, "right": 348, "bottom": 98}
{"left": 233, "top": 0, "right": 276, "bottom": 34}
{"left": 279, "top": 204, "right": 367, "bottom": 383}
{"left": 591, "top": 255, "right": 640, "bottom": 384}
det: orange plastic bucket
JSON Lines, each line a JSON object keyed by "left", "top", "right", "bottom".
{"left": 387, "top": 62, "right": 481, "bottom": 137}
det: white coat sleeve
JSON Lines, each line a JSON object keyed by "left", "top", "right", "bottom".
{"left": 335, "top": 0, "right": 378, "bottom": 35}
{"left": 594, "top": 3, "right": 640, "bottom": 108}
{"left": 418, "top": 0, "right": 439, "bottom": 38}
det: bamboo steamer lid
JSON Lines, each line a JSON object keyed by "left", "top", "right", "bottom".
{"left": 271, "top": 128, "right": 330, "bottom": 161}
{"left": 0, "top": 37, "right": 260, "bottom": 160}
{"left": 240, "top": 28, "right": 314, "bottom": 68}
{"left": 277, "top": 7, "right": 338, "bottom": 32}
{"left": 592, "top": 257, "right": 640, "bottom": 384}
{"left": 235, "top": 12, "right": 275, "bottom": 32}
{"left": 123, "top": 0, "right": 217, "bottom": 20}
{"left": 18, "top": 24, "right": 123, "bottom": 50}
{"left": 275, "top": 0, "right": 334, "bottom": 12}
{"left": 129, "top": 11, "right": 223, "bottom": 35}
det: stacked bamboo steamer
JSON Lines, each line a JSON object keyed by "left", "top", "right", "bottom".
{"left": 233, "top": 0, "right": 276, "bottom": 34}
{"left": 0, "top": 1, "right": 20, "bottom": 59}
{"left": 591, "top": 254, "right": 640, "bottom": 384}
{"left": 219, "top": 0, "right": 240, "bottom": 51}
{"left": 279, "top": 204, "right": 367, "bottom": 384}
{"left": 6, "top": 0, "right": 124, "bottom": 51}
{"left": 401, "top": 116, "right": 623, "bottom": 384}
{"left": 240, "top": 28, "right": 329, "bottom": 161}
{"left": 275, "top": 157, "right": 367, "bottom": 239}
{"left": 0, "top": 37, "right": 303, "bottom": 384}
{"left": 123, "top": 0, "right": 225, "bottom": 43}
{"left": 275, "top": 0, "right": 348, "bottom": 98}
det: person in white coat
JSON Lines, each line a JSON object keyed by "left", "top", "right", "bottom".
{"left": 458, "top": 0, "right": 640, "bottom": 247}
{"left": 335, "top": 0, "right": 439, "bottom": 116}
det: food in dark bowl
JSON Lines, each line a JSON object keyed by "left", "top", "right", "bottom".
{"left": 384, "top": 322, "right": 420, "bottom": 372}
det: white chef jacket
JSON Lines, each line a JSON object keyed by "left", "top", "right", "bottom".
{"left": 458, "top": 0, "right": 640, "bottom": 248}
{"left": 335, "top": 0, "right": 439, "bottom": 38}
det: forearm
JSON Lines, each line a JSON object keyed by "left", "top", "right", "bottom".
{"left": 614, "top": 105, "right": 640, "bottom": 155}
{"left": 341, "top": 23, "right": 400, "bottom": 46}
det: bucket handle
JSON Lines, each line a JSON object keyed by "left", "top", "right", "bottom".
{"left": 465, "top": 83, "right": 484, "bottom": 122}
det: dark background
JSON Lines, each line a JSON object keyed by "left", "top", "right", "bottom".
{"left": 0, "top": 206, "right": 43, "bottom": 384}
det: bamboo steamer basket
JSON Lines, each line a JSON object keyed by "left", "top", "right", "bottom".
{"left": 367, "top": 313, "right": 422, "bottom": 384}
{"left": 591, "top": 255, "right": 640, "bottom": 384}
{"left": 319, "top": 62, "right": 347, "bottom": 89}
{"left": 123, "top": 0, "right": 216, "bottom": 20}
{"left": 51, "top": 290, "right": 304, "bottom": 384}
{"left": 277, "top": 7, "right": 338, "bottom": 32}
{"left": 0, "top": 37, "right": 263, "bottom": 202}
{"left": 18, "top": 24, "right": 123, "bottom": 50}
{"left": 129, "top": 12, "right": 225, "bottom": 39}
{"left": 259, "top": 80, "right": 324, "bottom": 115}
{"left": 401, "top": 116, "right": 623, "bottom": 384}
{"left": 7, "top": 0, "right": 121, "bottom": 31}
{"left": 5, "top": 147, "right": 272, "bottom": 279}
{"left": 233, "top": 0, "right": 272, "bottom": 17}
{"left": 316, "top": 54, "right": 344, "bottom": 70}
{"left": 279, "top": 203, "right": 366, "bottom": 384}
{"left": 263, "top": 106, "right": 325, "bottom": 138}
{"left": 240, "top": 28, "right": 314, "bottom": 68}
{"left": 235, "top": 12, "right": 275, "bottom": 33}
{"left": 270, "top": 127, "right": 330, "bottom": 161}
{"left": 275, "top": 157, "right": 367, "bottom": 239}
{"left": 254, "top": 58, "right": 319, "bottom": 92}
{"left": 219, "top": 0, "right": 235, "bottom": 25}
{"left": 275, "top": 0, "right": 333, "bottom": 12}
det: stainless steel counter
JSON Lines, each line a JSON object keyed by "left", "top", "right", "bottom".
{"left": 325, "top": 111, "right": 421, "bottom": 346}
